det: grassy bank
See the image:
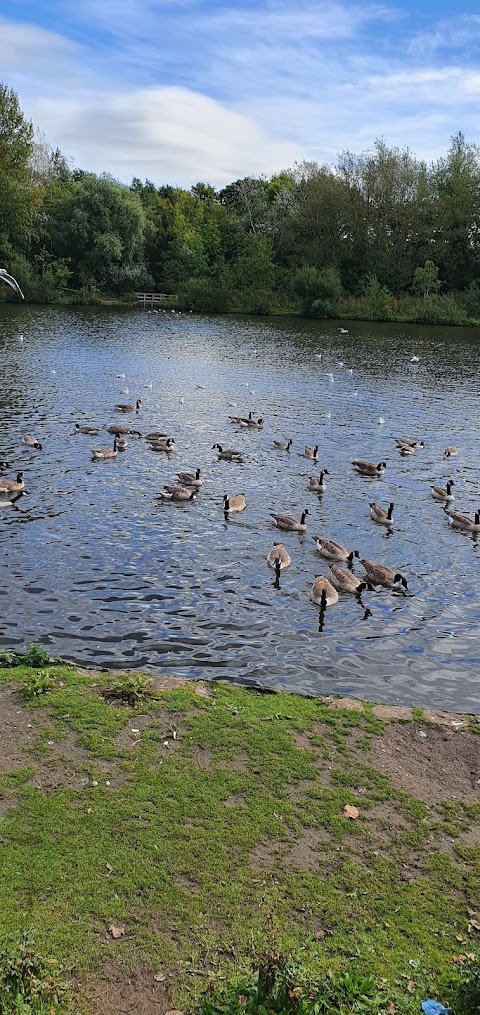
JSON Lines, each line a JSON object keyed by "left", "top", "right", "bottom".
{"left": 0, "top": 658, "right": 478, "bottom": 1014}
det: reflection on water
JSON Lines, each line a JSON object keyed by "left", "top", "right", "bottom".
{"left": 0, "top": 305, "right": 479, "bottom": 711}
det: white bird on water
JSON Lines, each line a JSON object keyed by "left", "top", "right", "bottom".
{"left": 411, "top": 355, "right": 420, "bottom": 363}
{"left": 0, "top": 268, "right": 24, "bottom": 299}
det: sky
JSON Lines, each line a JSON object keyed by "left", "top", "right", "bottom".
{"left": 2, "top": 0, "right": 480, "bottom": 187}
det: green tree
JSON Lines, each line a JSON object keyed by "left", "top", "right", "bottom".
{"left": 291, "top": 264, "right": 341, "bottom": 316}
{"left": 49, "top": 173, "right": 147, "bottom": 291}
{"left": 360, "top": 274, "right": 392, "bottom": 320}
{"left": 0, "top": 82, "right": 36, "bottom": 264}
{"left": 412, "top": 260, "right": 441, "bottom": 301}
{"left": 431, "top": 132, "right": 480, "bottom": 289}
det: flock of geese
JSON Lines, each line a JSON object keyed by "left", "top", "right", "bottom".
{"left": 1, "top": 378, "right": 476, "bottom": 620}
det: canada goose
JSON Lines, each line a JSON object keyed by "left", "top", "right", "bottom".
{"left": 0, "top": 461, "right": 11, "bottom": 469}
{"left": 22, "top": 435, "right": 42, "bottom": 450}
{"left": 223, "top": 493, "right": 246, "bottom": 513}
{"left": 0, "top": 472, "right": 25, "bottom": 496}
{"left": 310, "top": 576, "right": 339, "bottom": 607}
{"left": 92, "top": 438, "right": 118, "bottom": 461}
{"left": 0, "top": 491, "right": 24, "bottom": 508}
{"left": 106, "top": 424, "right": 142, "bottom": 437}
{"left": 212, "top": 444, "right": 244, "bottom": 462}
{"left": 271, "top": 509, "right": 309, "bottom": 532}
{"left": 312, "top": 537, "right": 358, "bottom": 562}
{"left": 353, "top": 460, "right": 387, "bottom": 477}
{"left": 159, "top": 486, "right": 197, "bottom": 502}
{"left": 308, "top": 471, "right": 329, "bottom": 492}
{"left": 229, "top": 411, "right": 252, "bottom": 424}
{"left": 176, "top": 468, "right": 202, "bottom": 487}
{"left": 115, "top": 436, "right": 128, "bottom": 450}
{"left": 115, "top": 399, "right": 141, "bottom": 413}
{"left": 370, "top": 502, "right": 394, "bottom": 525}
{"left": 329, "top": 564, "right": 368, "bottom": 595}
{"left": 303, "top": 446, "right": 318, "bottom": 460}
{"left": 395, "top": 438, "right": 424, "bottom": 450}
{"left": 144, "top": 431, "right": 168, "bottom": 441}
{"left": 75, "top": 423, "right": 101, "bottom": 436}
{"left": 273, "top": 439, "right": 292, "bottom": 451}
{"left": 245, "top": 417, "right": 263, "bottom": 429}
{"left": 397, "top": 445, "right": 415, "bottom": 456}
{"left": 359, "top": 559, "right": 408, "bottom": 591}
{"left": 444, "top": 446, "right": 459, "bottom": 458}
{"left": 431, "top": 480, "right": 455, "bottom": 501}
{"left": 445, "top": 507, "right": 480, "bottom": 532}
{"left": 149, "top": 438, "right": 175, "bottom": 453}
{"left": 266, "top": 543, "right": 291, "bottom": 570}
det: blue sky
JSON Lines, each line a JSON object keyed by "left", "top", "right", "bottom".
{"left": 2, "top": 0, "right": 480, "bottom": 186}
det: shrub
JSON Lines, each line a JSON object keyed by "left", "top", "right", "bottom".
{"left": 453, "top": 951, "right": 480, "bottom": 1015}
{"left": 24, "top": 644, "right": 51, "bottom": 667}
{"left": 0, "top": 650, "right": 19, "bottom": 667}
{"left": 107, "top": 673, "right": 154, "bottom": 705}
{"left": 199, "top": 949, "right": 385, "bottom": 1015}
{"left": 0, "top": 931, "right": 69, "bottom": 1013}
{"left": 21, "top": 670, "right": 55, "bottom": 700}
{"left": 360, "top": 274, "right": 392, "bottom": 321}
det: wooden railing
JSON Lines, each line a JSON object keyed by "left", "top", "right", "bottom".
{"left": 135, "top": 292, "right": 177, "bottom": 306}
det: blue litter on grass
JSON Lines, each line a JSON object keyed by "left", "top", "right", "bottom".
{"left": 421, "top": 1001, "right": 450, "bottom": 1015}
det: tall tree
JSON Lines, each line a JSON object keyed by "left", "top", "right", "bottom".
{"left": 431, "top": 132, "right": 480, "bottom": 289}
{"left": 0, "top": 82, "right": 36, "bottom": 259}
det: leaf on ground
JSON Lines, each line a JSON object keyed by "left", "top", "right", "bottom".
{"left": 466, "top": 953, "right": 476, "bottom": 961}
{"left": 455, "top": 935, "right": 464, "bottom": 942}
{"left": 165, "top": 1010, "right": 184, "bottom": 1015}
{"left": 154, "top": 973, "right": 167, "bottom": 982}
{"left": 406, "top": 980, "right": 416, "bottom": 993}
{"left": 452, "top": 955, "right": 466, "bottom": 964}
{"left": 467, "top": 908, "right": 478, "bottom": 917}
{"left": 343, "top": 804, "right": 359, "bottom": 819}
{"left": 467, "top": 920, "right": 480, "bottom": 933}
{"left": 387, "top": 1002, "right": 396, "bottom": 1014}
{"left": 108, "top": 923, "right": 125, "bottom": 939}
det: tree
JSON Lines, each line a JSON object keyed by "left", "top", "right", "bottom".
{"left": 0, "top": 82, "right": 36, "bottom": 258}
{"left": 49, "top": 173, "right": 147, "bottom": 290}
{"left": 360, "top": 274, "right": 392, "bottom": 320}
{"left": 412, "top": 260, "right": 441, "bottom": 301}
{"left": 291, "top": 264, "right": 342, "bottom": 317}
{"left": 430, "top": 132, "right": 480, "bottom": 289}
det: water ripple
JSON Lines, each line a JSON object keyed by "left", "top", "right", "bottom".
{"left": 0, "top": 306, "right": 479, "bottom": 711}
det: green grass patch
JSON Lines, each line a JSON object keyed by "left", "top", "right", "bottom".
{"left": 0, "top": 663, "right": 476, "bottom": 1013}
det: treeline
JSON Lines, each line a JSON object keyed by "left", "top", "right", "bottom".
{"left": 2, "top": 80, "right": 480, "bottom": 324}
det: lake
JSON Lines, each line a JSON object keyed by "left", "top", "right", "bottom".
{"left": 0, "top": 305, "right": 479, "bottom": 711}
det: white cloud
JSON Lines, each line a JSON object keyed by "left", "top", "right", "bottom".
{"left": 3, "top": 3, "right": 480, "bottom": 186}
{"left": 27, "top": 86, "right": 303, "bottom": 185}
{"left": 0, "top": 17, "right": 80, "bottom": 87}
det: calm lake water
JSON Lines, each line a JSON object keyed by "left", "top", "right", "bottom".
{"left": 0, "top": 305, "right": 479, "bottom": 711}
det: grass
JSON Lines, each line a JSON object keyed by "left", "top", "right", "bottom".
{"left": 0, "top": 662, "right": 478, "bottom": 1014}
